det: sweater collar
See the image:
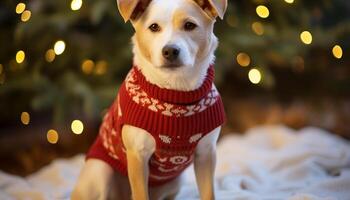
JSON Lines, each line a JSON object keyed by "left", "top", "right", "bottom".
{"left": 132, "top": 66, "right": 215, "bottom": 105}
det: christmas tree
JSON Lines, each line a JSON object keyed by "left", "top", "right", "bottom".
{"left": 0, "top": 0, "right": 349, "bottom": 137}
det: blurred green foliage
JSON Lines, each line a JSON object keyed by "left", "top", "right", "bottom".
{"left": 0, "top": 0, "right": 349, "bottom": 125}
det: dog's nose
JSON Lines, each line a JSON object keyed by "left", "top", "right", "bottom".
{"left": 162, "top": 45, "right": 180, "bottom": 62}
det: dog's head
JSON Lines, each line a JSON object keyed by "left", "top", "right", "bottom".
{"left": 116, "top": 0, "right": 227, "bottom": 72}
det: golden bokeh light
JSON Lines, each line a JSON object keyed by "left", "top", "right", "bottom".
{"left": 16, "top": 3, "right": 26, "bottom": 14}
{"left": 252, "top": 22, "right": 264, "bottom": 35}
{"left": 256, "top": 5, "right": 270, "bottom": 19}
{"left": 82, "top": 59, "right": 95, "bottom": 74}
{"left": 21, "top": 112, "right": 30, "bottom": 125}
{"left": 71, "top": 0, "right": 83, "bottom": 11}
{"left": 284, "top": 0, "right": 294, "bottom": 4}
{"left": 47, "top": 129, "right": 59, "bottom": 144}
{"left": 45, "top": 49, "right": 56, "bottom": 62}
{"left": 54, "top": 40, "right": 66, "bottom": 55}
{"left": 16, "top": 50, "right": 25, "bottom": 64}
{"left": 71, "top": 120, "right": 84, "bottom": 134}
{"left": 21, "top": 10, "right": 31, "bottom": 22}
{"left": 236, "top": 52, "right": 251, "bottom": 67}
{"left": 95, "top": 61, "right": 108, "bottom": 75}
{"left": 300, "top": 31, "right": 313, "bottom": 45}
{"left": 332, "top": 45, "right": 343, "bottom": 59}
{"left": 248, "top": 68, "right": 262, "bottom": 84}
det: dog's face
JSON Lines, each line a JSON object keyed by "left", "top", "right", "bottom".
{"left": 117, "top": 0, "right": 227, "bottom": 72}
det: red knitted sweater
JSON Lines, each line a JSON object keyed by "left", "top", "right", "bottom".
{"left": 87, "top": 66, "right": 226, "bottom": 186}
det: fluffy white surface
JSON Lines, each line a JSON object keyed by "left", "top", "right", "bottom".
{"left": 1, "top": 126, "right": 350, "bottom": 200}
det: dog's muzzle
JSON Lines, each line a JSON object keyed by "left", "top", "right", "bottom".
{"left": 162, "top": 45, "right": 180, "bottom": 63}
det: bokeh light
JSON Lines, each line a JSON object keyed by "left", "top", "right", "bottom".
{"left": 256, "top": 5, "right": 270, "bottom": 19}
{"left": 95, "top": 61, "right": 108, "bottom": 75}
{"left": 54, "top": 40, "right": 66, "bottom": 55}
{"left": 300, "top": 31, "right": 313, "bottom": 45}
{"left": 45, "top": 49, "right": 56, "bottom": 62}
{"left": 226, "top": 15, "right": 238, "bottom": 27}
{"left": 21, "top": 10, "right": 31, "bottom": 22}
{"left": 16, "top": 50, "right": 25, "bottom": 64}
{"left": 71, "top": 0, "right": 83, "bottom": 11}
{"left": 252, "top": 22, "right": 264, "bottom": 35}
{"left": 292, "top": 56, "right": 305, "bottom": 73}
{"left": 248, "top": 68, "right": 262, "bottom": 84}
{"left": 15, "top": 3, "right": 26, "bottom": 14}
{"left": 20, "top": 112, "right": 30, "bottom": 125}
{"left": 332, "top": 45, "right": 343, "bottom": 59}
{"left": 82, "top": 59, "right": 95, "bottom": 74}
{"left": 71, "top": 120, "right": 84, "bottom": 134}
{"left": 47, "top": 129, "right": 59, "bottom": 144}
{"left": 236, "top": 53, "right": 251, "bottom": 67}
{"left": 284, "top": 0, "right": 294, "bottom": 4}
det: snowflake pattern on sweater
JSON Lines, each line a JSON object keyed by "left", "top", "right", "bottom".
{"left": 125, "top": 68, "right": 220, "bottom": 117}
{"left": 87, "top": 66, "right": 226, "bottom": 186}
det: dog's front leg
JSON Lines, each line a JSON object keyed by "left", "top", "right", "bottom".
{"left": 122, "top": 125, "right": 156, "bottom": 200}
{"left": 194, "top": 127, "right": 221, "bottom": 200}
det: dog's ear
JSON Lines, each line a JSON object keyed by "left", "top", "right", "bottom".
{"left": 116, "top": 0, "right": 151, "bottom": 22}
{"left": 193, "top": 0, "right": 228, "bottom": 20}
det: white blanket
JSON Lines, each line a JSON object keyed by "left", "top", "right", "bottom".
{"left": 1, "top": 126, "right": 350, "bottom": 200}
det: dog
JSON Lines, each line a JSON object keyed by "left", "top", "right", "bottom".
{"left": 72, "top": 0, "right": 227, "bottom": 199}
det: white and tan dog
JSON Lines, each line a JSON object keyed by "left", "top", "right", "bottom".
{"left": 72, "top": 0, "right": 227, "bottom": 199}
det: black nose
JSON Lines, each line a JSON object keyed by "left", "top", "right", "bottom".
{"left": 162, "top": 45, "right": 180, "bottom": 62}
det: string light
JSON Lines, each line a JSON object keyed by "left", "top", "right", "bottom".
{"left": 284, "top": 0, "right": 294, "bottom": 4}
{"left": 252, "top": 22, "right": 264, "bottom": 35}
{"left": 15, "top": 3, "right": 26, "bottom": 14}
{"left": 21, "top": 112, "right": 30, "bottom": 125}
{"left": 95, "top": 61, "right": 108, "bottom": 75}
{"left": 248, "top": 68, "right": 262, "bottom": 84}
{"left": 236, "top": 52, "right": 251, "bottom": 67}
{"left": 47, "top": 129, "right": 59, "bottom": 144}
{"left": 82, "top": 59, "right": 95, "bottom": 74}
{"left": 21, "top": 10, "right": 31, "bottom": 22}
{"left": 256, "top": 5, "right": 270, "bottom": 19}
{"left": 54, "top": 40, "right": 66, "bottom": 55}
{"left": 300, "top": 31, "right": 313, "bottom": 45}
{"left": 332, "top": 45, "right": 343, "bottom": 59}
{"left": 45, "top": 49, "right": 56, "bottom": 62}
{"left": 71, "top": 0, "right": 83, "bottom": 11}
{"left": 71, "top": 120, "right": 84, "bottom": 134}
{"left": 16, "top": 50, "right": 25, "bottom": 64}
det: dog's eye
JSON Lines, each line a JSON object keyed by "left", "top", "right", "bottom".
{"left": 184, "top": 22, "right": 197, "bottom": 31}
{"left": 149, "top": 23, "right": 161, "bottom": 32}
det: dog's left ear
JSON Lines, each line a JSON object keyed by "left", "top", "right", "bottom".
{"left": 193, "top": 0, "right": 228, "bottom": 20}
{"left": 116, "top": 0, "right": 151, "bottom": 22}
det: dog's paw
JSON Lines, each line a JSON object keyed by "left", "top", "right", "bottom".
{"left": 71, "top": 181, "right": 111, "bottom": 200}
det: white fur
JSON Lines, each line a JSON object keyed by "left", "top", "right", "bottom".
{"left": 72, "top": 127, "right": 220, "bottom": 200}
{"left": 72, "top": 0, "right": 226, "bottom": 199}
{"left": 133, "top": 36, "right": 217, "bottom": 91}
{"left": 132, "top": 0, "right": 218, "bottom": 91}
